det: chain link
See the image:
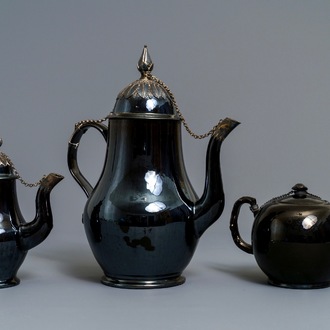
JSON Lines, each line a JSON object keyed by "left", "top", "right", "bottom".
{"left": 74, "top": 116, "right": 109, "bottom": 129}
{"left": 2, "top": 70, "right": 219, "bottom": 187}
{"left": 260, "top": 189, "right": 322, "bottom": 209}
{"left": 73, "top": 73, "right": 221, "bottom": 140}
{"left": 145, "top": 72, "right": 221, "bottom": 139}
{"left": 1, "top": 152, "right": 46, "bottom": 187}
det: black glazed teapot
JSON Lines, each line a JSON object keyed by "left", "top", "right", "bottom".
{"left": 230, "top": 183, "right": 330, "bottom": 289}
{"left": 67, "top": 46, "right": 239, "bottom": 288}
{"left": 0, "top": 139, "right": 63, "bottom": 288}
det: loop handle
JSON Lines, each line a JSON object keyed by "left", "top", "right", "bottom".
{"left": 67, "top": 121, "right": 108, "bottom": 198}
{"left": 229, "top": 196, "right": 259, "bottom": 254}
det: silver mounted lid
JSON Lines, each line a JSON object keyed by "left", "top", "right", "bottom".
{"left": 0, "top": 139, "right": 17, "bottom": 179}
{"left": 111, "top": 46, "right": 179, "bottom": 119}
{"left": 261, "top": 183, "right": 329, "bottom": 208}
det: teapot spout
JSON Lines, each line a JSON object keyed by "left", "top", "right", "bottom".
{"left": 194, "top": 117, "right": 240, "bottom": 238}
{"left": 19, "top": 173, "right": 64, "bottom": 250}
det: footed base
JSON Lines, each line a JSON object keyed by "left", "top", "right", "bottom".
{"left": 268, "top": 278, "right": 330, "bottom": 289}
{"left": 0, "top": 277, "right": 20, "bottom": 289}
{"left": 101, "top": 275, "right": 186, "bottom": 289}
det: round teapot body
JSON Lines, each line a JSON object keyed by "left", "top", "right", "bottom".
{"left": 230, "top": 184, "right": 330, "bottom": 289}
{"left": 252, "top": 204, "right": 330, "bottom": 289}
{"left": 83, "top": 118, "right": 199, "bottom": 288}
{"left": 0, "top": 179, "right": 27, "bottom": 288}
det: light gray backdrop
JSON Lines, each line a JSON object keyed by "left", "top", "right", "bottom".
{"left": 1, "top": 1, "right": 330, "bottom": 329}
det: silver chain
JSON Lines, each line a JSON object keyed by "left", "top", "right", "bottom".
{"left": 145, "top": 72, "right": 221, "bottom": 139}
{"left": 74, "top": 116, "right": 109, "bottom": 129}
{"left": 0, "top": 138, "right": 45, "bottom": 187}
{"left": 73, "top": 73, "right": 221, "bottom": 140}
{"left": 1, "top": 152, "right": 45, "bottom": 187}
{"left": 260, "top": 190, "right": 322, "bottom": 209}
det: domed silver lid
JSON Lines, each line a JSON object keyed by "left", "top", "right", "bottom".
{"left": 111, "top": 46, "right": 179, "bottom": 119}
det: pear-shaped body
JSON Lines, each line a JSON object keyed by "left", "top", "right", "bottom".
{"left": 68, "top": 47, "right": 239, "bottom": 288}
{"left": 85, "top": 118, "right": 198, "bottom": 288}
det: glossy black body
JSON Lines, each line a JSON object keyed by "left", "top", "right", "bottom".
{"left": 230, "top": 185, "right": 330, "bottom": 289}
{"left": 0, "top": 174, "right": 63, "bottom": 288}
{"left": 0, "top": 179, "right": 26, "bottom": 287}
{"left": 86, "top": 118, "right": 197, "bottom": 286}
{"left": 68, "top": 116, "right": 239, "bottom": 288}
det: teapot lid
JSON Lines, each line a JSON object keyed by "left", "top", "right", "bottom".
{"left": 261, "top": 183, "right": 329, "bottom": 208}
{"left": 111, "top": 46, "right": 179, "bottom": 119}
{"left": 0, "top": 139, "right": 18, "bottom": 179}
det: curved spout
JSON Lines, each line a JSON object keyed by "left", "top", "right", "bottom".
{"left": 193, "top": 117, "right": 240, "bottom": 238}
{"left": 19, "top": 173, "right": 64, "bottom": 251}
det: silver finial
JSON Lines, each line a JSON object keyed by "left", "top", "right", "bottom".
{"left": 137, "top": 45, "right": 154, "bottom": 75}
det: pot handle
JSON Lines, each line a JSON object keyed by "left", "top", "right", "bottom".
{"left": 68, "top": 121, "right": 108, "bottom": 198}
{"left": 229, "top": 196, "right": 259, "bottom": 254}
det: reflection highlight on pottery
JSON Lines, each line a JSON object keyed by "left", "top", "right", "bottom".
{"left": 145, "top": 170, "right": 163, "bottom": 196}
{"left": 302, "top": 215, "right": 318, "bottom": 229}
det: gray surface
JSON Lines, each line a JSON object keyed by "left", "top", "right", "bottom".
{"left": 1, "top": 1, "right": 330, "bottom": 329}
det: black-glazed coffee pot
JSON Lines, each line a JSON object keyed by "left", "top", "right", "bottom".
{"left": 230, "top": 183, "right": 330, "bottom": 289}
{"left": 0, "top": 139, "right": 63, "bottom": 288}
{"left": 67, "top": 46, "right": 239, "bottom": 288}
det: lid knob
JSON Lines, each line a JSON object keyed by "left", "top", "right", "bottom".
{"left": 0, "top": 139, "right": 17, "bottom": 178}
{"left": 138, "top": 45, "right": 154, "bottom": 75}
{"left": 292, "top": 183, "right": 308, "bottom": 198}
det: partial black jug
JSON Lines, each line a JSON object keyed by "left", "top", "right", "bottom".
{"left": 68, "top": 46, "right": 239, "bottom": 288}
{"left": 0, "top": 139, "right": 63, "bottom": 288}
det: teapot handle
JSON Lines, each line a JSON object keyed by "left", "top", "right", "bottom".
{"left": 229, "top": 196, "right": 259, "bottom": 254}
{"left": 67, "top": 122, "right": 108, "bottom": 198}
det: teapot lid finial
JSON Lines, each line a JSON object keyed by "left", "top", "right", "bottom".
{"left": 137, "top": 45, "right": 154, "bottom": 75}
{"left": 292, "top": 183, "right": 308, "bottom": 198}
{"left": 0, "top": 139, "right": 17, "bottom": 179}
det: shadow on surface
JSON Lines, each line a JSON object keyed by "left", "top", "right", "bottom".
{"left": 61, "top": 257, "right": 102, "bottom": 283}
{"left": 209, "top": 262, "right": 267, "bottom": 286}
{"left": 32, "top": 247, "right": 199, "bottom": 287}
{"left": 33, "top": 247, "right": 102, "bottom": 284}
